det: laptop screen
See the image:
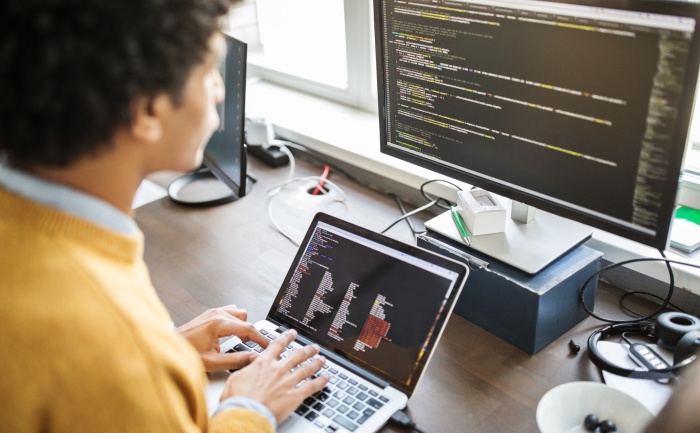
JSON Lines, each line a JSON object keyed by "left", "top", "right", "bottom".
{"left": 269, "top": 213, "right": 468, "bottom": 396}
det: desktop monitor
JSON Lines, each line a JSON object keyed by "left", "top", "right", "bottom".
{"left": 374, "top": 0, "right": 700, "bottom": 251}
{"left": 168, "top": 33, "right": 251, "bottom": 206}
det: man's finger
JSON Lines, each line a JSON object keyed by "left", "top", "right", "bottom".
{"left": 281, "top": 343, "right": 320, "bottom": 370}
{"left": 216, "top": 319, "right": 269, "bottom": 348}
{"left": 260, "top": 329, "right": 297, "bottom": 360}
{"left": 202, "top": 351, "right": 258, "bottom": 372}
{"left": 290, "top": 355, "right": 326, "bottom": 383}
{"left": 295, "top": 371, "right": 330, "bottom": 397}
{"left": 218, "top": 306, "right": 248, "bottom": 321}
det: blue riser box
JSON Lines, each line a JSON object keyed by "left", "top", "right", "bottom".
{"left": 418, "top": 231, "right": 602, "bottom": 354}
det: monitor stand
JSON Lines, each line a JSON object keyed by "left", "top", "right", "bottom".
{"left": 424, "top": 196, "right": 593, "bottom": 274}
{"left": 167, "top": 167, "right": 253, "bottom": 206}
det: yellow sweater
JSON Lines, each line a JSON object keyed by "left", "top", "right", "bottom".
{"left": 0, "top": 187, "right": 273, "bottom": 433}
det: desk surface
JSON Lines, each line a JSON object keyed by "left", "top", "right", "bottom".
{"left": 136, "top": 156, "right": 651, "bottom": 433}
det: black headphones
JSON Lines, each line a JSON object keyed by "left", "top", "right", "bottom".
{"left": 588, "top": 312, "right": 700, "bottom": 380}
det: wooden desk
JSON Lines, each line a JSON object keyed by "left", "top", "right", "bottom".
{"left": 136, "top": 156, "right": 645, "bottom": 433}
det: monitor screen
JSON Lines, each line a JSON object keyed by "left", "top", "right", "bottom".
{"left": 374, "top": 0, "right": 700, "bottom": 249}
{"left": 203, "top": 32, "right": 248, "bottom": 199}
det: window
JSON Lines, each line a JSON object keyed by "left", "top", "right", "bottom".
{"left": 227, "top": 0, "right": 375, "bottom": 110}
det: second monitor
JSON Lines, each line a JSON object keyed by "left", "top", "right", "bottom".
{"left": 169, "top": 33, "right": 252, "bottom": 206}
{"left": 374, "top": 0, "right": 700, "bottom": 253}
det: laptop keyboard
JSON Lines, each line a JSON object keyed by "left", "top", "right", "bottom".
{"left": 225, "top": 328, "right": 391, "bottom": 432}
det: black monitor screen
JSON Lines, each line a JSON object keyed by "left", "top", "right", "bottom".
{"left": 374, "top": 0, "right": 700, "bottom": 249}
{"left": 203, "top": 33, "right": 248, "bottom": 198}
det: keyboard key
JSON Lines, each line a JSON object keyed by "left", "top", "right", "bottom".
{"left": 338, "top": 373, "right": 348, "bottom": 380}
{"left": 294, "top": 405, "right": 309, "bottom": 416}
{"left": 358, "top": 384, "right": 368, "bottom": 391}
{"left": 304, "top": 397, "right": 315, "bottom": 406}
{"left": 333, "top": 415, "right": 358, "bottom": 432}
{"left": 323, "top": 409, "right": 336, "bottom": 418}
{"left": 327, "top": 399, "right": 339, "bottom": 408}
{"left": 337, "top": 382, "right": 349, "bottom": 390}
{"left": 348, "top": 378, "right": 358, "bottom": 385}
{"left": 244, "top": 340, "right": 257, "bottom": 348}
{"left": 337, "top": 405, "right": 349, "bottom": 414}
{"left": 358, "top": 407, "right": 375, "bottom": 424}
{"left": 356, "top": 392, "right": 368, "bottom": 401}
{"left": 357, "top": 414, "right": 370, "bottom": 424}
{"left": 305, "top": 411, "right": 319, "bottom": 422}
{"left": 379, "top": 395, "right": 390, "bottom": 403}
{"left": 367, "top": 398, "right": 384, "bottom": 409}
{"left": 325, "top": 425, "right": 339, "bottom": 433}
{"left": 312, "top": 402, "right": 325, "bottom": 411}
{"left": 347, "top": 387, "right": 358, "bottom": 396}
{"left": 227, "top": 344, "right": 252, "bottom": 372}
{"left": 343, "top": 396, "right": 355, "bottom": 405}
{"left": 329, "top": 368, "right": 339, "bottom": 375}
{"left": 347, "top": 410, "right": 359, "bottom": 420}
{"left": 352, "top": 402, "right": 364, "bottom": 411}
{"left": 368, "top": 390, "right": 378, "bottom": 397}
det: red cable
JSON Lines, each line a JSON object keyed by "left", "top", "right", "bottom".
{"left": 313, "top": 165, "right": 331, "bottom": 195}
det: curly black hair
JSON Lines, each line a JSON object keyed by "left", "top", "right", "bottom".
{"left": 0, "top": 0, "right": 233, "bottom": 168}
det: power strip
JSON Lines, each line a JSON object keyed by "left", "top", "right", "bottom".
{"left": 248, "top": 144, "right": 290, "bottom": 167}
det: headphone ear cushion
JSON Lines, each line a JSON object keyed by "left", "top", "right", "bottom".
{"left": 674, "top": 330, "right": 700, "bottom": 365}
{"left": 656, "top": 312, "right": 700, "bottom": 349}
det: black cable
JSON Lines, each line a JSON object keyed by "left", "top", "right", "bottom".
{"left": 380, "top": 215, "right": 410, "bottom": 235}
{"left": 579, "top": 254, "right": 700, "bottom": 324}
{"left": 419, "top": 179, "right": 463, "bottom": 210}
{"left": 381, "top": 178, "right": 463, "bottom": 235}
{"left": 380, "top": 199, "right": 438, "bottom": 234}
{"left": 619, "top": 290, "right": 687, "bottom": 317}
{"left": 389, "top": 410, "right": 427, "bottom": 433}
{"left": 391, "top": 193, "right": 426, "bottom": 238}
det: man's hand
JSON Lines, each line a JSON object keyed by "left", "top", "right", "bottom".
{"left": 222, "top": 329, "right": 330, "bottom": 424}
{"left": 176, "top": 305, "right": 269, "bottom": 372}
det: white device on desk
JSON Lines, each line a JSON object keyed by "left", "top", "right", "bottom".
{"left": 208, "top": 212, "right": 469, "bottom": 433}
{"left": 425, "top": 195, "right": 593, "bottom": 274}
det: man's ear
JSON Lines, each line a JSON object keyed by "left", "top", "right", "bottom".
{"left": 130, "top": 94, "right": 170, "bottom": 143}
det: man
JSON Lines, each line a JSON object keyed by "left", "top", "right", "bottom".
{"left": 0, "top": 1, "right": 328, "bottom": 432}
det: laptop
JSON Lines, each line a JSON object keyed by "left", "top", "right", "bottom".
{"left": 208, "top": 212, "right": 469, "bottom": 433}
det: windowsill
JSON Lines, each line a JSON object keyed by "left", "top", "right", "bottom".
{"left": 246, "top": 79, "right": 700, "bottom": 299}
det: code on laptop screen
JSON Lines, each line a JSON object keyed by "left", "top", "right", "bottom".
{"left": 271, "top": 220, "right": 462, "bottom": 389}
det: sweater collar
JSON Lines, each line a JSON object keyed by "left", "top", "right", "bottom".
{"left": 0, "top": 163, "right": 138, "bottom": 236}
{"left": 0, "top": 186, "right": 144, "bottom": 263}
